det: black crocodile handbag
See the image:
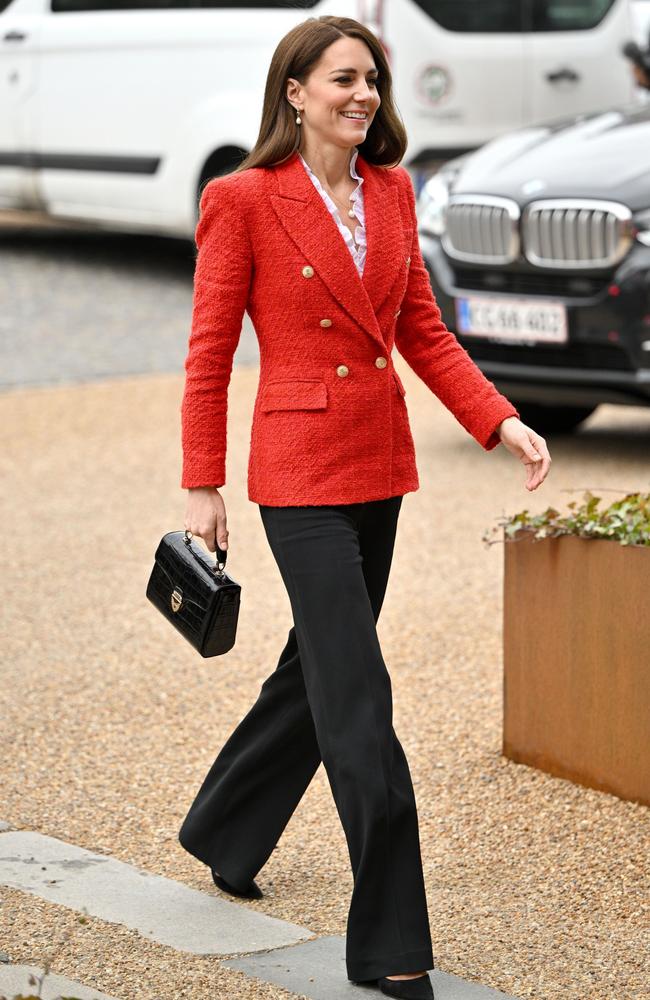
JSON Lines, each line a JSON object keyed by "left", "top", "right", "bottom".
{"left": 146, "top": 529, "right": 241, "bottom": 657}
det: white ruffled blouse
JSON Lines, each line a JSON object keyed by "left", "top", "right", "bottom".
{"left": 298, "top": 149, "right": 367, "bottom": 277}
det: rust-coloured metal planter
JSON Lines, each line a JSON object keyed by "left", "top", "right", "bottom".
{"left": 503, "top": 531, "right": 650, "bottom": 806}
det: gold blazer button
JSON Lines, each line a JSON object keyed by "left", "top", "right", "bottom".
{"left": 405, "top": 256, "right": 411, "bottom": 266}
{"left": 336, "top": 365, "right": 349, "bottom": 377}
{"left": 320, "top": 318, "right": 333, "bottom": 328}
{"left": 375, "top": 357, "right": 388, "bottom": 369}
{"left": 302, "top": 265, "right": 314, "bottom": 278}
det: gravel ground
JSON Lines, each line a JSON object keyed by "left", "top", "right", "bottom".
{"left": 1, "top": 367, "right": 649, "bottom": 1000}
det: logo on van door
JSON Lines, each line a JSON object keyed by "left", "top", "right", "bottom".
{"left": 417, "top": 65, "right": 451, "bottom": 105}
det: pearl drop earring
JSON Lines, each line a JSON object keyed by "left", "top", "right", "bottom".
{"left": 295, "top": 108, "right": 302, "bottom": 125}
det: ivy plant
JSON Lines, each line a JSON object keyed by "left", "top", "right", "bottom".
{"left": 483, "top": 490, "right": 650, "bottom": 548}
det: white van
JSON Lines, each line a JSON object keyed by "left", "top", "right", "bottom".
{"left": 387, "top": 0, "right": 636, "bottom": 165}
{"left": 0, "top": 0, "right": 637, "bottom": 238}
{"left": 631, "top": 0, "right": 650, "bottom": 42}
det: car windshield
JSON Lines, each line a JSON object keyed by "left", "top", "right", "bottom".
{"left": 50, "top": 0, "right": 319, "bottom": 8}
{"left": 525, "top": 0, "right": 617, "bottom": 31}
{"left": 411, "top": 1, "right": 524, "bottom": 32}
{"left": 412, "top": 0, "right": 617, "bottom": 32}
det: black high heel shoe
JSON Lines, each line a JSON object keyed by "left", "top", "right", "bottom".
{"left": 211, "top": 867, "right": 263, "bottom": 899}
{"left": 377, "top": 972, "right": 434, "bottom": 999}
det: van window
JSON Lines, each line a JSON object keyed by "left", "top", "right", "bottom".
{"left": 51, "top": 0, "right": 319, "bottom": 10}
{"left": 411, "top": 1, "right": 524, "bottom": 33}
{"left": 526, "top": 0, "right": 617, "bottom": 31}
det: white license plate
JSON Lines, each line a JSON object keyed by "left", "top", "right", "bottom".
{"left": 455, "top": 294, "right": 568, "bottom": 345}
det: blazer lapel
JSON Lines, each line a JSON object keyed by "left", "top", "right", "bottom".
{"left": 357, "top": 153, "right": 407, "bottom": 316}
{"left": 269, "top": 151, "right": 407, "bottom": 349}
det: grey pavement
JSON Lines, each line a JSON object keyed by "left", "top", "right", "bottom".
{"left": 0, "top": 828, "right": 521, "bottom": 1000}
{"left": 0, "top": 224, "right": 259, "bottom": 391}
{"left": 0, "top": 830, "right": 313, "bottom": 956}
{"left": 224, "top": 936, "right": 520, "bottom": 1000}
{"left": 0, "top": 963, "right": 120, "bottom": 1000}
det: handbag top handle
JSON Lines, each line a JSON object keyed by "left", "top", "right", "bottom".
{"left": 184, "top": 529, "right": 227, "bottom": 579}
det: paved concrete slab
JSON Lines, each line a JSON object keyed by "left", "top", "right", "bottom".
{"left": 0, "top": 831, "right": 314, "bottom": 956}
{"left": 0, "top": 219, "right": 261, "bottom": 391}
{"left": 223, "top": 936, "right": 521, "bottom": 1000}
{"left": 0, "top": 963, "right": 119, "bottom": 1000}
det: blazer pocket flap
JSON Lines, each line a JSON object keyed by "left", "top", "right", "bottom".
{"left": 392, "top": 370, "right": 406, "bottom": 397}
{"left": 260, "top": 379, "right": 328, "bottom": 412}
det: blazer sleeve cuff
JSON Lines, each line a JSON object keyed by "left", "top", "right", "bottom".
{"left": 480, "top": 404, "right": 521, "bottom": 451}
{"left": 181, "top": 455, "right": 226, "bottom": 490}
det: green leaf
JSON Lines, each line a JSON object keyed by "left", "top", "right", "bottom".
{"left": 484, "top": 489, "right": 650, "bottom": 546}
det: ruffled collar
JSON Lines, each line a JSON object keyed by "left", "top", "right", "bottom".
{"left": 298, "top": 149, "right": 365, "bottom": 239}
{"left": 298, "top": 149, "right": 364, "bottom": 197}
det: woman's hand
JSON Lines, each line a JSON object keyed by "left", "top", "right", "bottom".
{"left": 497, "top": 416, "right": 551, "bottom": 491}
{"left": 184, "top": 486, "right": 229, "bottom": 552}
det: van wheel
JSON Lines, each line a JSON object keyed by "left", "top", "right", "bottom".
{"left": 195, "top": 147, "right": 248, "bottom": 220}
{"left": 510, "top": 402, "right": 597, "bottom": 434}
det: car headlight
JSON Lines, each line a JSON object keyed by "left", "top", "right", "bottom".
{"left": 416, "top": 160, "right": 466, "bottom": 238}
{"left": 416, "top": 171, "right": 453, "bottom": 237}
{"left": 633, "top": 208, "right": 650, "bottom": 247}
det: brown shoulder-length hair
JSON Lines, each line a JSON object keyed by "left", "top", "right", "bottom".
{"left": 234, "top": 15, "right": 408, "bottom": 173}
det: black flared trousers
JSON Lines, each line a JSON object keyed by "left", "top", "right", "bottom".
{"left": 178, "top": 496, "right": 434, "bottom": 982}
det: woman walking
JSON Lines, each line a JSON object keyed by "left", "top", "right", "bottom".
{"left": 178, "top": 16, "right": 551, "bottom": 998}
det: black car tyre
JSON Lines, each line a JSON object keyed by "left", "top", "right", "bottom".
{"left": 511, "top": 402, "right": 597, "bottom": 434}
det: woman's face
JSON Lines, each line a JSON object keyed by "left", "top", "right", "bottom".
{"left": 286, "top": 36, "right": 381, "bottom": 150}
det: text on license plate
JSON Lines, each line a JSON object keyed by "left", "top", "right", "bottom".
{"left": 455, "top": 295, "right": 568, "bottom": 344}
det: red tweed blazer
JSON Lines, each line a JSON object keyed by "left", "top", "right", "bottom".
{"left": 180, "top": 149, "right": 519, "bottom": 505}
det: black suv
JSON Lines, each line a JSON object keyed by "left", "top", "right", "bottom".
{"left": 417, "top": 102, "right": 650, "bottom": 432}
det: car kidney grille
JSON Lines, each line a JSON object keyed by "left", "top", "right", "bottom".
{"left": 442, "top": 197, "right": 633, "bottom": 270}
{"left": 522, "top": 200, "right": 633, "bottom": 269}
{"left": 443, "top": 195, "right": 520, "bottom": 264}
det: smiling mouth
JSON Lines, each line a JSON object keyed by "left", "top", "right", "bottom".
{"left": 340, "top": 111, "right": 369, "bottom": 121}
